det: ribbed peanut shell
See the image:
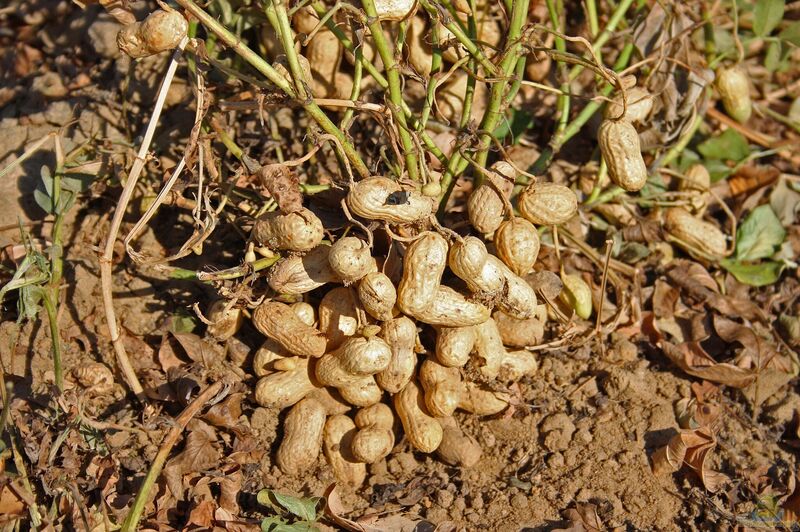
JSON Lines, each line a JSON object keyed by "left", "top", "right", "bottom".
{"left": 598, "top": 120, "right": 648, "bottom": 192}
{"left": 252, "top": 207, "right": 323, "bottom": 252}
{"left": 491, "top": 257, "right": 538, "bottom": 320}
{"left": 494, "top": 218, "right": 540, "bottom": 276}
{"left": 679, "top": 164, "right": 711, "bottom": 214}
{"left": 374, "top": 0, "right": 415, "bottom": 20}
{"left": 323, "top": 415, "right": 367, "bottom": 488}
{"left": 318, "top": 287, "right": 359, "bottom": 351}
{"left": 414, "top": 286, "right": 491, "bottom": 327}
{"left": 205, "top": 300, "right": 243, "bottom": 340}
{"left": 117, "top": 9, "right": 188, "bottom": 59}
{"left": 308, "top": 29, "right": 343, "bottom": 98}
{"left": 338, "top": 376, "right": 383, "bottom": 407}
{"left": 419, "top": 358, "right": 462, "bottom": 418}
{"left": 716, "top": 66, "right": 752, "bottom": 123}
{"left": 603, "top": 86, "right": 654, "bottom": 123}
{"left": 252, "top": 301, "right": 327, "bottom": 357}
{"left": 493, "top": 311, "right": 544, "bottom": 348}
{"left": 268, "top": 244, "right": 340, "bottom": 295}
{"left": 276, "top": 397, "right": 326, "bottom": 474}
{"left": 448, "top": 236, "right": 504, "bottom": 294}
{"left": 458, "top": 382, "right": 509, "bottom": 415}
{"left": 518, "top": 182, "right": 578, "bottom": 225}
{"left": 377, "top": 317, "right": 418, "bottom": 393}
{"left": 436, "top": 416, "right": 482, "bottom": 467}
{"left": 352, "top": 403, "right": 395, "bottom": 463}
{"left": 664, "top": 207, "right": 727, "bottom": 259}
{"left": 467, "top": 184, "right": 506, "bottom": 234}
{"left": 473, "top": 318, "right": 505, "bottom": 379}
{"left": 397, "top": 232, "right": 449, "bottom": 316}
{"left": 253, "top": 339, "right": 289, "bottom": 377}
{"left": 290, "top": 302, "right": 316, "bottom": 327}
{"left": 560, "top": 274, "right": 593, "bottom": 319}
{"left": 500, "top": 350, "right": 538, "bottom": 381}
{"left": 337, "top": 336, "right": 393, "bottom": 376}
{"left": 358, "top": 272, "right": 397, "bottom": 321}
{"left": 406, "top": 16, "right": 432, "bottom": 74}
{"left": 254, "top": 357, "right": 317, "bottom": 408}
{"left": 329, "top": 237, "right": 375, "bottom": 284}
{"left": 394, "top": 381, "right": 443, "bottom": 453}
{"left": 435, "top": 326, "right": 476, "bottom": 367}
{"left": 346, "top": 177, "right": 433, "bottom": 223}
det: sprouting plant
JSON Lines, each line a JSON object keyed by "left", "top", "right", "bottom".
{"left": 0, "top": 132, "right": 96, "bottom": 392}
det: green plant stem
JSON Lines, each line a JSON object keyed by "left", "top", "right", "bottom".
{"left": 585, "top": 0, "right": 599, "bottom": 38}
{"left": 121, "top": 381, "right": 224, "bottom": 532}
{"left": 41, "top": 293, "right": 62, "bottom": 392}
{"left": 361, "top": 0, "right": 420, "bottom": 181}
{"left": 265, "top": 0, "right": 309, "bottom": 99}
{"left": 308, "top": 1, "right": 447, "bottom": 166}
{"left": 419, "top": 19, "right": 444, "bottom": 128}
{"left": 459, "top": 0, "right": 479, "bottom": 129}
{"left": 659, "top": 114, "right": 702, "bottom": 168}
{"left": 567, "top": 0, "right": 636, "bottom": 82}
{"left": 421, "top": 0, "right": 498, "bottom": 75}
{"left": 437, "top": 0, "right": 529, "bottom": 205}
{"left": 172, "top": 0, "right": 369, "bottom": 177}
{"left": 341, "top": 20, "right": 364, "bottom": 129}
{"left": 547, "top": 0, "right": 571, "bottom": 150}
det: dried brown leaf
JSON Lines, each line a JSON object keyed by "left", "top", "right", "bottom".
{"left": 652, "top": 427, "right": 727, "bottom": 492}
{"left": 260, "top": 164, "right": 302, "bottom": 214}
{"left": 163, "top": 420, "right": 221, "bottom": 500}
{"left": 203, "top": 393, "right": 243, "bottom": 429}
{"left": 186, "top": 499, "right": 216, "bottom": 528}
{"left": 644, "top": 314, "right": 756, "bottom": 388}
{"left": 553, "top": 502, "right": 604, "bottom": 532}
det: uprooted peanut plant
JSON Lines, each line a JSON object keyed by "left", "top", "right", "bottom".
{"left": 2, "top": 0, "right": 800, "bottom": 529}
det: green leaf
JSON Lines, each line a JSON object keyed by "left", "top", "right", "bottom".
{"left": 704, "top": 159, "right": 734, "bottom": 183}
{"left": 260, "top": 517, "right": 316, "bottom": 532}
{"left": 697, "top": 129, "right": 750, "bottom": 162}
{"left": 492, "top": 109, "right": 534, "bottom": 144}
{"left": 764, "top": 40, "right": 782, "bottom": 72}
{"left": 33, "top": 188, "right": 53, "bottom": 214}
{"left": 735, "top": 204, "right": 786, "bottom": 261}
{"left": 720, "top": 259, "right": 785, "bottom": 287}
{"left": 780, "top": 21, "right": 800, "bottom": 46}
{"left": 754, "top": 0, "right": 785, "bottom": 37}
{"left": 271, "top": 492, "right": 320, "bottom": 522}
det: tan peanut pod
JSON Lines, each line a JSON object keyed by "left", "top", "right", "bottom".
{"left": 292, "top": 5, "right": 319, "bottom": 34}
{"left": 664, "top": 207, "right": 727, "bottom": 260}
{"left": 518, "top": 182, "right": 578, "bottom": 225}
{"left": 397, "top": 232, "right": 449, "bottom": 316}
{"left": 493, "top": 311, "right": 544, "bottom": 348}
{"left": 458, "top": 382, "right": 509, "bottom": 415}
{"left": 407, "top": 16, "right": 432, "bottom": 74}
{"left": 500, "top": 350, "right": 538, "bottom": 381}
{"left": 72, "top": 362, "right": 115, "bottom": 395}
{"left": 117, "top": 9, "right": 188, "bottom": 59}
{"left": 252, "top": 208, "right": 324, "bottom": 252}
{"left": 330, "top": 71, "right": 355, "bottom": 100}
{"left": 329, "top": 237, "right": 375, "bottom": 284}
{"left": 448, "top": 236, "right": 505, "bottom": 294}
{"left": 419, "top": 358, "right": 462, "bottom": 417}
{"left": 358, "top": 272, "right": 397, "bottom": 321}
{"left": 467, "top": 183, "right": 510, "bottom": 235}
{"left": 377, "top": 317, "right": 418, "bottom": 393}
{"left": 560, "top": 274, "right": 593, "bottom": 319}
{"left": 436, "top": 326, "right": 476, "bottom": 367}
{"left": 374, "top": 0, "right": 416, "bottom": 20}
{"left": 603, "top": 86, "right": 654, "bottom": 123}
{"left": 268, "top": 244, "right": 340, "bottom": 295}
{"left": 494, "top": 218, "right": 540, "bottom": 276}
{"left": 254, "top": 357, "right": 318, "bottom": 408}
{"left": 598, "top": 120, "right": 648, "bottom": 192}
{"left": 679, "top": 164, "right": 711, "bottom": 215}
{"left": 526, "top": 50, "right": 551, "bottom": 82}
{"left": 276, "top": 397, "right": 326, "bottom": 474}
{"left": 261, "top": 27, "right": 288, "bottom": 60}
{"left": 308, "top": 387, "right": 352, "bottom": 415}
{"left": 289, "top": 302, "right": 316, "bottom": 327}
{"left": 346, "top": 176, "right": 433, "bottom": 223}
{"left": 339, "top": 376, "right": 383, "bottom": 407}
{"left": 308, "top": 29, "right": 343, "bottom": 98}
{"left": 319, "top": 287, "right": 359, "bottom": 351}
{"left": 492, "top": 257, "right": 538, "bottom": 320}
{"left": 206, "top": 300, "right": 243, "bottom": 340}
{"left": 352, "top": 403, "right": 395, "bottom": 463}
{"left": 253, "top": 301, "right": 327, "bottom": 357}
{"left": 594, "top": 203, "right": 634, "bottom": 227}
{"left": 253, "top": 338, "right": 290, "bottom": 377}
{"left": 273, "top": 53, "right": 312, "bottom": 83}
{"left": 436, "top": 416, "right": 482, "bottom": 467}
{"left": 337, "top": 335, "right": 393, "bottom": 376}
{"left": 473, "top": 318, "right": 505, "bottom": 379}
{"left": 716, "top": 66, "right": 752, "bottom": 123}
{"left": 323, "top": 415, "right": 367, "bottom": 487}
{"left": 415, "top": 286, "right": 491, "bottom": 327}
{"left": 394, "top": 381, "right": 443, "bottom": 453}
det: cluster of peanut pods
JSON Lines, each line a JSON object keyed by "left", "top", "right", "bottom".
{"left": 207, "top": 165, "right": 581, "bottom": 487}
